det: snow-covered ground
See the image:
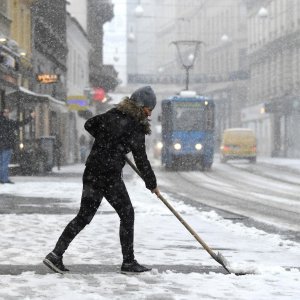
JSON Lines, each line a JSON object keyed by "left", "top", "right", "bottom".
{"left": 258, "top": 156, "right": 300, "bottom": 171}
{"left": 0, "top": 160, "right": 300, "bottom": 299}
{"left": 212, "top": 153, "right": 300, "bottom": 173}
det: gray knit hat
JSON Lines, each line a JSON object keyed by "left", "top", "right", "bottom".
{"left": 130, "top": 86, "right": 156, "bottom": 110}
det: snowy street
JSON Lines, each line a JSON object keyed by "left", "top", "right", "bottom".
{"left": 2, "top": 0, "right": 300, "bottom": 299}
{"left": 156, "top": 156, "right": 300, "bottom": 235}
{"left": 0, "top": 160, "right": 300, "bottom": 299}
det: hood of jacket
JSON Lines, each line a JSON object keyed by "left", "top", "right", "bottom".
{"left": 116, "top": 97, "right": 151, "bottom": 135}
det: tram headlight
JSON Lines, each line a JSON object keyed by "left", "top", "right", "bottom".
{"left": 19, "top": 143, "right": 24, "bottom": 150}
{"left": 156, "top": 141, "right": 163, "bottom": 150}
{"left": 173, "top": 143, "right": 182, "bottom": 150}
{"left": 195, "top": 143, "right": 203, "bottom": 151}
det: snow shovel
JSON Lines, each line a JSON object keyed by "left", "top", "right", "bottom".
{"left": 125, "top": 156, "right": 236, "bottom": 275}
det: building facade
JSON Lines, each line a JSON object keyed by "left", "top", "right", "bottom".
{"left": 1, "top": 0, "right": 118, "bottom": 172}
{"left": 66, "top": 12, "right": 92, "bottom": 162}
{"left": 31, "top": 0, "right": 68, "bottom": 101}
{"left": 30, "top": 0, "right": 69, "bottom": 165}
{"left": 126, "top": 0, "right": 249, "bottom": 146}
{"left": 0, "top": 0, "right": 32, "bottom": 111}
{"left": 245, "top": 0, "right": 300, "bottom": 157}
{"left": 2, "top": 0, "right": 71, "bottom": 172}
{"left": 185, "top": 0, "right": 249, "bottom": 146}
{"left": 87, "top": 0, "right": 118, "bottom": 102}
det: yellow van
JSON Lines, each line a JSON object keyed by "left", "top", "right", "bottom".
{"left": 220, "top": 128, "right": 257, "bottom": 163}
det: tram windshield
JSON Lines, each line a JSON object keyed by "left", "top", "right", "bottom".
{"left": 172, "top": 102, "right": 214, "bottom": 131}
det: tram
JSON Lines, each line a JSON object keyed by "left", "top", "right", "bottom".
{"left": 161, "top": 91, "right": 215, "bottom": 171}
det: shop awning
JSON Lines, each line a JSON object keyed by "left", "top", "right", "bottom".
{"left": 5, "top": 86, "right": 68, "bottom": 113}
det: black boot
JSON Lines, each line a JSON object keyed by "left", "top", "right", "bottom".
{"left": 121, "top": 260, "right": 151, "bottom": 274}
{"left": 43, "top": 252, "right": 70, "bottom": 274}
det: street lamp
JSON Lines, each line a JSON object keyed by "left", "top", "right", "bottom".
{"left": 19, "top": 49, "right": 27, "bottom": 57}
{"left": 257, "top": 7, "right": 271, "bottom": 43}
{"left": 134, "top": 1, "right": 144, "bottom": 17}
{"left": 221, "top": 34, "right": 229, "bottom": 43}
{"left": 171, "top": 40, "right": 202, "bottom": 90}
{"left": 113, "top": 48, "right": 119, "bottom": 62}
{"left": 188, "top": 53, "right": 194, "bottom": 61}
{"left": 258, "top": 7, "right": 268, "bottom": 18}
{"left": 0, "top": 32, "right": 7, "bottom": 43}
{"left": 128, "top": 28, "right": 135, "bottom": 42}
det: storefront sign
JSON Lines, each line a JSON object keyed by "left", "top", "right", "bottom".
{"left": 67, "top": 96, "right": 89, "bottom": 111}
{"left": 36, "top": 74, "right": 59, "bottom": 84}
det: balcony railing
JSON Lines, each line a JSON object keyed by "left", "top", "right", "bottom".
{"left": 128, "top": 70, "right": 249, "bottom": 85}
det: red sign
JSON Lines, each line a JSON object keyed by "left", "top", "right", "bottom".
{"left": 93, "top": 88, "right": 106, "bottom": 102}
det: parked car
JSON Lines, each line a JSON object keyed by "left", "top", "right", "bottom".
{"left": 220, "top": 128, "right": 256, "bottom": 163}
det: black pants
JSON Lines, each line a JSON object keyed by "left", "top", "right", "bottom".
{"left": 52, "top": 168, "right": 135, "bottom": 263}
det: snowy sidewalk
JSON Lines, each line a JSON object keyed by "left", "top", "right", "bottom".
{"left": 0, "top": 163, "right": 300, "bottom": 299}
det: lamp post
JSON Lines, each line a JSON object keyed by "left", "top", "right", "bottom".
{"left": 0, "top": 31, "right": 7, "bottom": 43}
{"left": 128, "top": 27, "right": 135, "bottom": 42}
{"left": 258, "top": 7, "right": 268, "bottom": 18}
{"left": 158, "top": 67, "right": 164, "bottom": 73}
{"left": 113, "top": 48, "right": 119, "bottom": 62}
{"left": 134, "top": 1, "right": 144, "bottom": 18}
{"left": 171, "top": 40, "right": 202, "bottom": 90}
{"left": 221, "top": 34, "right": 229, "bottom": 43}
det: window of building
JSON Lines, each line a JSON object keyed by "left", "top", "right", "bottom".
{"left": 0, "top": 0, "right": 7, "bottom": 14}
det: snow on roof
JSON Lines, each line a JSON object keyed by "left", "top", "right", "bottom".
{"left": 225, "top": 127, "right": 253, "bottom": 132}
{"left": 179, "top": 90, "right": 197, "bottom": 97}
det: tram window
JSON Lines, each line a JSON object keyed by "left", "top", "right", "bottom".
{"left": 173, "top": 103, "right": 205, "bottom": 131}
{"left": 205, "top": 105, "right": 214, "bottom": 130}
{"left": 162, "top": 102, "right": 172, "bottom": 132}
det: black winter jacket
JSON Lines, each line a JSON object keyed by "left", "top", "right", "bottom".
{"left": 84, "top": 107, "right": 157, "bottom": 190}
{"left": 0, "top": 115, "right": 33, "bottom": 150}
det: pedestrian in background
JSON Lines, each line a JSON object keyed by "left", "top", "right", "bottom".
{"left": 0, "top": 108, "right": 36, "bottom": 184}
{"left": 79, "top": 134, "right": 88, "bottom": 163}
{"left": 80, "top": 144, "right": 87, "bottom": 163}
{"left": 43, "top": 86, "right": 161, "bottom": 274}
{"left": 54, "top": 135, "right": 62, "bottom": 171}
